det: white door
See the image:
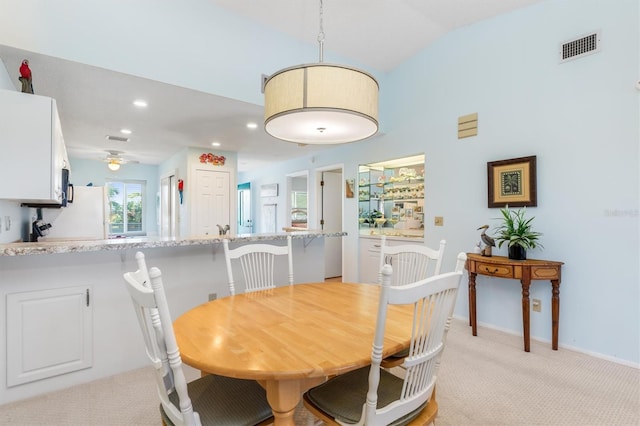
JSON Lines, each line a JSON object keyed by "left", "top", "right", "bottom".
{"left": 322, "top": 170, "right": 343, "bottom": 278}
{"left": 193, "top": 169, "right": 230, "bottom": 237}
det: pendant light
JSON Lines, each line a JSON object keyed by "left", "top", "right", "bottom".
{"left": 263, "top": 0, "right": 379, "bottom": 144}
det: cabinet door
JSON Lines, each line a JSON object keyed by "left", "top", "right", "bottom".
{"left": 6, "top": 286, "right": 93, "bottom": 387}
{"left": 0, "top": 90, "right": 55, "bottom": 201}
{"left": 359, "top": 238, "right": 383, "bottom": 284}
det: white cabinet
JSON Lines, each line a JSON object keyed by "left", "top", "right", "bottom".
{"left": 358, "top": 236, "right": 426, "bottom": 284}
{"left": 0, "top": 89, "right": 68, "bottom": 204}
{"left": 6, "top": 285, "right": 93, "bottom": 387}
{"left": 359, "top": 237, "right": 384, "bottom": 284}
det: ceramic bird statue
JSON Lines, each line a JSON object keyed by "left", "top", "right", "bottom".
{"left": 19, "top": 59, "right": 34, "bottom": 94}
{"left": 477, "top": 224, "right": 495, "bottom": 257}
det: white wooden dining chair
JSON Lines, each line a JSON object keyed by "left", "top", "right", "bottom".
{"left": 378, "top": 237, "right": 446, "bottom": 368}
{"left": 378, "top": 236, "right": 446, "bottom": 286}
{"left": 123, "top": 252, "right": 273, "bottom": 426}
{"left": 303, "top": 264, "right": 464, "bottom": 426}
{"left": 223, "top": 235, "right": 293, "bottom": 295}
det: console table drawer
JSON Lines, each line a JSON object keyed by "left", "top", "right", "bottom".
{"left": 531, "top": 265, "right": 561, "bottom": 280}
{"left": 476, "top": 262, "right": 514, "bottom": 278}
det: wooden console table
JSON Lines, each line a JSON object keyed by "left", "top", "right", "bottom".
{"left": 465, "top": 253, "right": 564, "bottom": 352}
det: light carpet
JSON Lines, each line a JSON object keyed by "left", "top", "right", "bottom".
{"left": 1, "top": 318, "right": 638, "bottom": 425}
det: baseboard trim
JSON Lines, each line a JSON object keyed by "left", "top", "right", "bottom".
{"left": 451, "top": 315, "right": 639, "bottom": 369}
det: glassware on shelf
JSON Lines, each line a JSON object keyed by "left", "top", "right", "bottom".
{"left": 374, "top": 218, "right": 387, "bottom": 234}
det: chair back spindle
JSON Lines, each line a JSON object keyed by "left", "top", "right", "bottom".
{"left": 367, "top": 265, "right": 463, "bottom": 425}
{"left": 223, "top": 236, "right": 293, "bottom": 295}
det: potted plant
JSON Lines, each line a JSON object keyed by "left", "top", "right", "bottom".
{"left": 494, "top": 205, "right": 543, "bottom": 260}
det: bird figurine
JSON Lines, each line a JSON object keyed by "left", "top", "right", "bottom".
{"left": 216, "top": 224, "right": 230, "bottom": 236}
{"left": 19, "top": 59, "right": 34, "bottom": 94}
{"left": 477, "top": 224, "right": 495, "bottom": 257}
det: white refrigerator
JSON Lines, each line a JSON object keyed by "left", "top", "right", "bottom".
{"left": 41, "top": 186, "right": 109, "bottom": 241}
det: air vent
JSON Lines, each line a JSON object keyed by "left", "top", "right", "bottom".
{"left": 105, "top": 135, "right": 129, "bottom": 142}
{"left": 559, "top": 31, "right": 600, "bottom": 63}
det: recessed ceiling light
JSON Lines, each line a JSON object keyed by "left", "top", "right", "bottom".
{"left": 120, "top": 128, "right": 132, "bottom": 135}
{"left": 133, "top": 99, "right": 148, "bottom": 108}
{"left": 246, "top": 122, "right": 258, "bottom": 129}
{"left": 211, "top": 142, "right": 221, "bottom": 147}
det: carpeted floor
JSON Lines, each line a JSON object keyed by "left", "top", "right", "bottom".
{"left": 1, "top": 318, "right": 638, "bottom": 425}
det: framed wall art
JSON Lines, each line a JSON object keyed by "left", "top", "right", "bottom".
{"left": 260, "top": 183, "right": 279, "bottom": 198}
{"left": 487, "top": 155, "right": 537, "bottom": 208}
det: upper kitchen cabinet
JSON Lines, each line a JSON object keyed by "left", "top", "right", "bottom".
{"left": 0, "top": 89, "right": 69, "bottom": 204}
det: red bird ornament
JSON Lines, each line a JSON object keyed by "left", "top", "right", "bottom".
{"left": 19, "top": 59, "right": 34, "bottom": 94}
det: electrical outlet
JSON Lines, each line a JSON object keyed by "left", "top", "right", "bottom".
{"left": 208, "top": 293, "right": 217, "bottom": 301}
{"left": 532, "top": 299, "right": 541, "bottom": 312}
{"left": 434, "top": 216, "right": 444, "bottom": 226}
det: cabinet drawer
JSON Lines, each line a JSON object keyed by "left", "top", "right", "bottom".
{"left": 476, "top": 262, "right": 514, "bottom": 278}
{"left": 531, "top": 266, "right": 560, "bottom": 280}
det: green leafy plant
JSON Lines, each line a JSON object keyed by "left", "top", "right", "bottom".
{"left": 494, "top": 205, "right": 543, "bottom": 250}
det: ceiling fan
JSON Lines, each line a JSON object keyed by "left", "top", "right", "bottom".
{"left": 101, "top": 150, "right": 139, "bottom": 171}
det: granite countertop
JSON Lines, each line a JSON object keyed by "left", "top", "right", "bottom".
{"left": 358, "top": 229, "right": 424, "bottom": 241}
{"left": 0, "top": 230, "right": 346, "bottom": 256}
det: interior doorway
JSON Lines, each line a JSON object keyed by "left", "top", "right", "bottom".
{"left": 316, "top": 166, "right": 343, "bottom": 279}
{"left": 286, "top": 170, "right": 309, "bottom": 230}
{"left": 237, "top": 182, "right": 253, "bottom": 234}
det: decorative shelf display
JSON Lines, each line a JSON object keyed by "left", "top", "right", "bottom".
{"left": 358, "top": 155, "right": 425, "bottom": 232}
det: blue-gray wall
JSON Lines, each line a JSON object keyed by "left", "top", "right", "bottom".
{"left": 240, "top": 0, "right": 640, "bottom": 365}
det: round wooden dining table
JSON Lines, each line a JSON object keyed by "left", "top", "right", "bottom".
{"left": 173, "top": 282, "right": 414, "bottom": 426}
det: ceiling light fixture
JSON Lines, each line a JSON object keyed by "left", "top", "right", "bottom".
{"left": 120, "top": 128, "right": 132, "bottom": 134}
{"left": 133, "top": 99, "right": 148, "bottom": 108}
{"left": 246, "top": 122, "right": 258, "bottom": 129}
{"left": 107, "top": 159, "right": 121, "bottom": 171}
{"left": 263, "top": 0, "right": 378, "bottom": 144}
{"left": 211, "top": 142, "right": 221, "bottom": 147}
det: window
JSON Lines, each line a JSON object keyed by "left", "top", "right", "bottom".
{"left": 106, "top": 180, "right": 145, "bottom": 236}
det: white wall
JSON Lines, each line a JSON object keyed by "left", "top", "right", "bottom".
{"left": 241, "top": 0, "right": 640, "bottom": 365}
{"left": 0, "top": 0, "right": 387, "bottom": 120}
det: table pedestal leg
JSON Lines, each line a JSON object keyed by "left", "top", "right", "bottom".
{"left": 469, "top": 272, "right": 477, "bottom": 335}
{"left": 551, "top": 279, "right": 560, "bottom": 350}
{"left": 521, "top": 279, "right": 531, "bottom": 352}
{"left": 265, "top": 377, "right": 326, "bottom": 426}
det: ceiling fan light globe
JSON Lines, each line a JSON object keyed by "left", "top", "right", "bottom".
{"left": 107, "top": 160, "right": 121, "bottom": 171}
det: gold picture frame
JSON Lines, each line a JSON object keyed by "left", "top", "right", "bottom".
{"left": 487, "top": 155, "right": 537, "bottom": 208}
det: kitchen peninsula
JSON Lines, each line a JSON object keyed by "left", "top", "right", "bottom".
{"left": 0, "top": 231, "right": 344, "bottom": 405}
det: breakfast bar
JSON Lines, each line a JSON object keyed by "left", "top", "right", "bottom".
{"left": 0, "top": 231, "right": 344, "bottom": 405}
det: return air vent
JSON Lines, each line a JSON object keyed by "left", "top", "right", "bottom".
{"left": 105, "top": 135, "right": 130, "bottom": 142}
{"left": 559, "top": 31, "right": 600, "bottom": 63}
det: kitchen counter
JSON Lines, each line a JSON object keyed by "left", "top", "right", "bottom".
{"left": 0, "top": 230, "right": 345, "bottom": 256}
{"left": 358, "top": 228, "right": 424, "bottom": 241}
